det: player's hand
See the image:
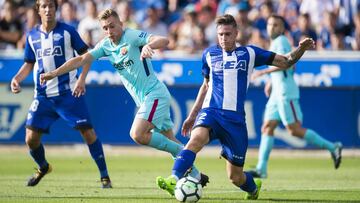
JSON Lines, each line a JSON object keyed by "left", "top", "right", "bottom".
{"left": 181, "top": 117, "right": 196, "bottom": 137}
{"left": 73, "top": 79, "right": 86, "bottom": 97}
{"left": 40, "top": 71, "right": 56, "bottom": 85}
{"left": 140, "top": 44, "right": 155, "bottom": 60}
{"left": 298, "top": 38, "right": 315, "bottom": 50}
{"left": 264, "top": 81, "right": 272, "bottom": 98}
{"left": 10, "top": 78, "right": 21, "bottom": 94}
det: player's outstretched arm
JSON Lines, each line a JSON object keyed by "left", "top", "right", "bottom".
{"left": 73, "top": 52, "right": 92, "bottom": 97}
{"left": 181, "top": 78, "right": 209, "bottom": 136}
{"left": 40, "top": 53, "right": 94, "bottom": 85}
{"left": 10, "top": 62, "right": 34, "bottom": 94}
{"left": 251, "top": 66, "right": 284, "bottom": 80}
{"left": 140, "top": 35, "right": 169, "bottom": 60}
{"left": 271, "top": 38, "right": 315, "bottom": 69}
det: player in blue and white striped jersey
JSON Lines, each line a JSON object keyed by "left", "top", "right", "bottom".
{"left": 10, "top": 0, "right": 111, "bottom": 188}
{"left": 156, "top": 14, "right": 315, "bottom": 199}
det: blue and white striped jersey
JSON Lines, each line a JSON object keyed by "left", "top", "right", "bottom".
{"left": 201, "top": 45, "right": 275, "bottom": 114}
{"left": 24, "top": 22, "right": 88, "bottom": 97}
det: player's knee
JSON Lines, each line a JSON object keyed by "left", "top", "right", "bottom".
{"left": 184, "top": 132, "right": 208, "bottom": 153}
{"left": 25, "top": 133, "right": 40, "bottom": 149}
{"left": 79, "top": 128, "right": 97, "bottom": 144}
{"left": 287, "top": 127, "right": 302, "bottom": 137}
{"left": 185, "top": 140, "right": 203, "bottom": 153}
{"left": 130, "top": 130, "right": 148, "bottom": 145}
{"left": 261, "top": 123, "right": 275, "bottom": 135}
{"left": 261, "top": 126, "right": 271, "bottom": 135}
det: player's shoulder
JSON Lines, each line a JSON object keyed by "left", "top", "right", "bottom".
{"left": 275, "top": 35, "right": 291, "bottom": 45}
{"left": 93, "top": 37, "right": 111, "bottom": 49}
{"left": 203, "top": 45, "right": 221, "bottom": 56}
{"left": 56, "top": 22, "right": 78, "bottom": 33}
{"left": 242, "top": 44, "right": 267, "bottom": 54}
{"left": 123, "top": 28, "right": 144, "bottom": 36}
{"left": 27, "top": 25, "right": 40, "bottom": 37}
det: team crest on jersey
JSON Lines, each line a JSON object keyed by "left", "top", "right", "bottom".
{"left": 121, "top": 47, "right": 128, "bottom": 55}
{"left": 214, "top": 61, "right": 223, "bottom": 71}
{"left": 53, "top": 33, "right": 63, "bottom": 41}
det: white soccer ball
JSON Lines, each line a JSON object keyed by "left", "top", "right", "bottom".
{"left": 174, "top": 176, "right": 203, "bottom": 202}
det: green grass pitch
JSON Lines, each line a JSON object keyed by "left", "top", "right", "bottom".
{"left": 0, "top": 146, "right": 359, "bottom": 202}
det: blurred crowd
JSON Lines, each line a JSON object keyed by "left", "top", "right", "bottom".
{"left": 1, "top": 0, "right": 360, "bottom": 54}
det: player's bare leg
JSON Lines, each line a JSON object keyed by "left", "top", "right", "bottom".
{"left": 226, "top": 161, "right": 261, "bottom": 200}
{"left": 160, "top": 129, "right": 210, "bottom": 187}
{"left": 249, "top": 120, "right": 278, "bottom": 178}
{"left": 287, "top": 122, "right": 342, "bottom": 169}
{"left": 156, "top": 127, "right": 209, "bottom": 196}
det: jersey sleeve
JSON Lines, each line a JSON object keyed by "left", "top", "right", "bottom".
{"left": 89, "top": 41, "right": 106, "bottom": 60}
{"left": 68, "top": 26, "right": 88, "bottom": 55}
{"left": 128, "top": 29, "right": 152, "bottom": 47}
{"left": 249, "top": 45, "right": 276, "bottom": 67}
{"left": 24, "top": 34, "right": 35, "bottom": 63}
{"left": 201, "top": 50, "right": 210, "bottom": 79}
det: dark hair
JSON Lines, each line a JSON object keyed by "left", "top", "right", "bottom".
{"left": 215, "top": 14, "right": 237, "bottom": 28}
{"left": 268, "top": 14, "right": 290, "bottom": 31}
{"left": 35, "top": 0, "right": 58, "bottom": 11}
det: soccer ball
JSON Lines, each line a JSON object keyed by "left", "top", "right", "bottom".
{"left": 174, "top": 176, "right": 202, "bottom": 202}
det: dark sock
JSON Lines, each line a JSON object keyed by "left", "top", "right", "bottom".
{"left": 88, "top": 139, "right": 109, "bottom": 178}
{"left": 29, "top": 143, "right": 48, "bottom": 170}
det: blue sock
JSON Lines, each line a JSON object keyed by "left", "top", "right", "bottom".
{"left": 29, "top": 143, "right": 48, "bottom": 169}
{"left": 240, "top": 172, "right": 257, "bottom": 193}
{"left": 88, "top": 139, "right": 108, "bottom": 178}
{"left": 172, "top": 149, "right": 196, "bottom": 179}
{"left": 304, "top": 129, "right": 335, "bottom": 152}
{"left": 256, "top": 135, "right": 274, "bottom": 174}
{"left": 148, "top": 132, "right": 183, "bottom": 158}
{"left": 149, "top": 133, "right": 201, "bottom": 179}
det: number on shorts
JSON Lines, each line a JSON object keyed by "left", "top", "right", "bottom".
{"left": 30, "top": 100, "right": 39, "bottom": 112}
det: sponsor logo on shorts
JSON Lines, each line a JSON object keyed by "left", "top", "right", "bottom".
{"left": 233, "top": 154, "right": 244, "bottom": 160}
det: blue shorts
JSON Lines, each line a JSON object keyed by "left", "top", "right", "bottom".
{"left": 135, "top": 90, "right": 174, "bottom": 132}
{"left": 193, "top": 108, "right": 248, "bottom": 167}
{"left": 26, "top": 91, "right": 93, "bottom": 133}
{"left": 264, "top": 97, "right": 303, "bottom": 125}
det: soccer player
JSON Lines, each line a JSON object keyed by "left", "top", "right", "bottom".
{"left": 10, "top": 0, "right": 111, "bottom": 188}
{"left": 39, "top": 9, "right": 209, "bottom": 188}
{"left": 249, "top": 15, "right": 342, "bottom": 178}
{"left": 155, "top": 14, "right": 315, "bottom": 200}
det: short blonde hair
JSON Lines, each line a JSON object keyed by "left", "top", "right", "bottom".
{"left": 97, "top": 9, "right": 119, "bottom": 21}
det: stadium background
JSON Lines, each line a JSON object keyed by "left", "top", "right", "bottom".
{"left": 1, "top": 51, "right": 360, "bottom": 148}
{"left": 0, "top": 0, "right": 360, "bottom": 147}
